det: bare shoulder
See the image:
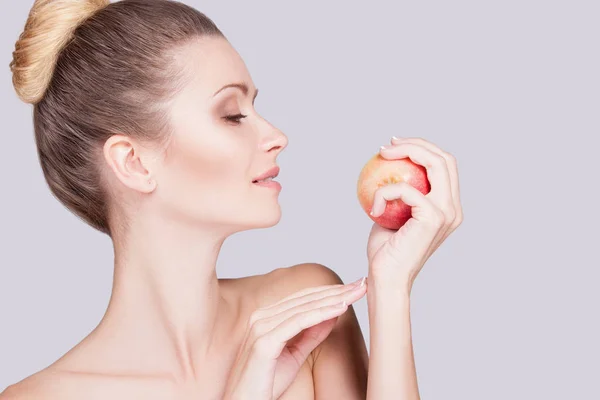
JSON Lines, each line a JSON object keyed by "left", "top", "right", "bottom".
{"left": 0, "top": 369, "right": 59, "bottom": 399}
{"left": 244, "top": 262, "right": 348, "bottom": 393}
{"left": 0, "top": 368, "right": 172, "bottom": 400}
{"left": 254, "top": 262, "right": 345, "bottom": 308}
{"left": 222, "top": 262, "right": 345, "bottom": 310}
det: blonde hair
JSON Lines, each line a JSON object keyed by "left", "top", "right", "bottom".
{"left": 11, "top": 0, "right": 111, "bottom": 104}
{"left": 8, "top": 0, "right": 225, "bottom": 236}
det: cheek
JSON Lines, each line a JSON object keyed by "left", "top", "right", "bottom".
{"left": 160, "top": 126, "right": 251, "bottom": 194}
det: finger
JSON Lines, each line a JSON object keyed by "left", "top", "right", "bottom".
{"left": 271, "top": 318, "right": 338, "bottom": 397}
{"left": 286, "top": 318, "right": 338, "bottom": 364}
{"left": 263, "top": 277, "right": 362, "bottom": 310}
{"left": 253, "top": 301, "right": 350, "bottom": 359}
{"left": 242, "top": 280, "right": 364, "bottom": 370}
{"left": 267, "top": 282, "right": 365, "bottom": 324}
{"left": 250, "top": 283, "right": 366, "bottom": 340}
{"left": 371, "top": 182, "right": 442, "bottom": 226}
{"left": 379, "top": 143, "right": 453, "bottom": 212}
{"left": 260, "top": 278, "right": 366, "bottom": 317}
{"left": 390, "top": 137, "right": 462, "bottom": 225}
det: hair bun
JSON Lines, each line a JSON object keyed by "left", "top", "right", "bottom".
{"left": 9, "top": 0, "right": 110, "bottom": 105}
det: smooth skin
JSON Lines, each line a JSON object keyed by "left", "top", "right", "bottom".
{"left": 1, "top": 35, "right": 462, "bottom": 399}
{"left": 365, "top": 136, "right": 463, "bottom": 399}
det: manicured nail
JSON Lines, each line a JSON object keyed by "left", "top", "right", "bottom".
{"left": 354, "top": 277, "right": 366, "bottom": 290}
{"left": 380, "top": 145, "right": 387, "bottom": 151}
{"left": 392, "top": 136, "right": 400, "bottom": 140}
{"left": 350, "top": 277, "right": 363, "bottom": 286}
{"left": 360, "top": 277, "right": 366, "bottom": 287}
{"left": 336, "top": 300, "right": 347, "bottom": 309}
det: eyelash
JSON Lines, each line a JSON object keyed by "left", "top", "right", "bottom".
{"left": 224, "top": 113, "right": 248, "bottom": 124}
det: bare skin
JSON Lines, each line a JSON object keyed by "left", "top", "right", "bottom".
{"left": 2, "top": 34, "right": 463, "bottom": 399}
{"left": 1, "top": 263, "right": 368, "bottom": 400}
{"left": 1, "top": 37, "right": 369, "bottom": 399}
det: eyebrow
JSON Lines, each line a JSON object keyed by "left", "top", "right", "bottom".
{"left": 213, "top": 82, "right": 259, "bottom": 102}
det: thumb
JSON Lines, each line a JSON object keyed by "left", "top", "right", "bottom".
{"left": 288, "top": 317, "right": 338, "bottom": 361}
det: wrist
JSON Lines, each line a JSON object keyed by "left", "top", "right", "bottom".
{"left": 366, "top": 282, "right": 411, "bottom": 326}
{"left": 368, "top": 265, "right": 414, "bottom": 295}
{"left": 366, "top": 280, "right": 411, "bottom": 310}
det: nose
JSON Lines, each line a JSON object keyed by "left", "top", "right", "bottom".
{"left": 261, "top": 127, "right": 288, "bottom": 154}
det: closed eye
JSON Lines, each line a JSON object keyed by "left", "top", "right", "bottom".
{"left": 224, "top": 113, "right": 248, "bottom": 124}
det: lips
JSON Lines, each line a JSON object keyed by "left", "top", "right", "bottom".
{"left": 252, "top": 166, "right": 280, "bottom": 183}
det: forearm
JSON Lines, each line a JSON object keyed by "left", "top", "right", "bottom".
{"left": 366, "top": 278, "right": 420, "bottom": 400}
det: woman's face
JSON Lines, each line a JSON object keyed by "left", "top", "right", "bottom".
{"left": 154, "top": 37, "right": 288, "bottom": 231}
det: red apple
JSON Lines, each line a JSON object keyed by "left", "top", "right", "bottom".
{"left": 357, "top": 153, "right": 431, "bottom": 230}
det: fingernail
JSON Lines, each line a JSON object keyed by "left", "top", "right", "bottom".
{"left": 350, "top": 277, "right": 363, "bottom": 286}
{"left": 380, "top": 145, "right": 387, "bottom": 151}
{"left": 370, "top": 209, "right": 376, "bottom": 216}
{"left": 336, "top": 300, "right": 347, "bottom": 308}
{"left": 354, "top": 277, "right": 366, "bottom": 290}
{"left": 392, "top": 136, "right": 400, "bottom": 140}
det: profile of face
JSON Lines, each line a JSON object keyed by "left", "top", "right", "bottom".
{"left": 106, "top": 37, "right": 289, "bottom": 234}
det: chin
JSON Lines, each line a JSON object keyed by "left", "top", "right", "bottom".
{"left": 245, "top": 206, "right": 282, "bottom": 230}
{"left": 261, "top": 206, "right": 282, "bottom": 226}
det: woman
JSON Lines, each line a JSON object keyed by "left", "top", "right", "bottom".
{"left": 4, "top": 0, "right": 463, "bottom": 399}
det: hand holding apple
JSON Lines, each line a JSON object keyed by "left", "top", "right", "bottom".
{"left": 357, "top": 152, "right": 431, "bottom": 230}
{"left": 359, "top": 137, "right": 463, "bottom": 290}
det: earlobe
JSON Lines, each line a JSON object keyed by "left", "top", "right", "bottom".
{"left": 103, "top": 135, "right": 155, "bottom": 193}
{"left": 147, "top": 179, "right": 156, "bottom": 191}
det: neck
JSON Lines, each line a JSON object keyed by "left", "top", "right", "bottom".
{"left": 97, "top": 214, "right": 240, "bottom": 381}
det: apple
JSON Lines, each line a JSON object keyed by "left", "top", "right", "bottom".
{"left": 357, "top": 153, "right": 431, "bottom": 230}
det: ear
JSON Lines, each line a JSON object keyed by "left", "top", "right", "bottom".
{"left": 102, "top": 134, "right": 157, "bottom": 193}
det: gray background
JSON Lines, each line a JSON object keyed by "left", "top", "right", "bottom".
{"left": 1, "top": 0, "right": 599, "bottom": 398}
